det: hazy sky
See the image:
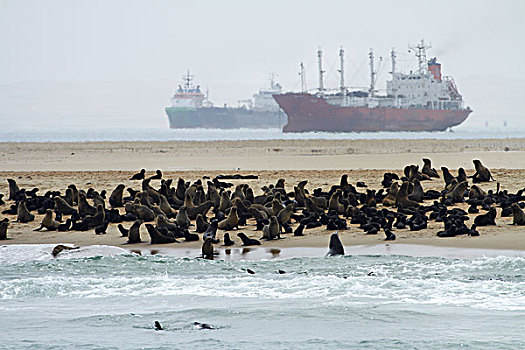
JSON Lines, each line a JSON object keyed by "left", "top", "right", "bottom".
{"left": 1, "top": 0, "right": 524, "bottom": 128}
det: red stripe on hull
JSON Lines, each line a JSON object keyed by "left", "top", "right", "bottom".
{"left": 274, "top": 93, "right": 472, "bottom": 132}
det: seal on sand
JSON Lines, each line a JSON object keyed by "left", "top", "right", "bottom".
{"left": 109, "top": 184, "right": 125, "bottom": 208}
{"left": 7, "top": 179, "right": 20, "bottom": 201}
{"left": 474, "top": 207, "right": 497, "bottom": 226}
{"left": 0, "top": 219, "right": 9, "bottom": 240}
{"left": 127, "top": 220, "right": 143, "bottom": 243}
{"left": 17, "top": 200, "right": 35, "bottom": 223}
{"left": 237, "top": 232, "right": 261, "bottom": 246}
{"left": 34, "top": 209, "right": 60, "bottom": 231}
{"left": 218, "top": 207, "right": 239, "bottom": 230}
{"left": 201, "top": 237, "right": 216, "bottom": 259}
{"left": 511, "top": 203, "right": 525, "bottom": 225}
{"left": 262, "top": 216, "right": 280, "bottom": 240}
{"left": 222, "top": 232, "right": 235, "bottom": 246}
{"left": 422, "top": 158, "right": 439, "bottom": 178}
{"left": 472, "top": 159, "right": 495, "bottom": 183}
{"left": 326, "top": 232, "right": 344, "bottom": 256}
{"left": 130, "top": 169, "right": 146, "bottom": 180}
{"left": 145, "top": 223, "right": 178, "bottom": 244}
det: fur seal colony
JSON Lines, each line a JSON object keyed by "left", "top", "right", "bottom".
{"left": 0, "top": 159, "right": 524, "bottom": 255}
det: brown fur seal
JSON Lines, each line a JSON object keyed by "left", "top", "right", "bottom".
{"left": 472, "top": 159, "right": 495, "bottom": 183}
{"left": 7, "top": 179, "right": 20, "bottom": 200}
{"left": 219, "top": 191, "right": 233, "bottom": 212}
{"left": 237, "top": 232, "right": 261, "bottom": 246}
{"left": 468, "top": 185, "right": 486, "bottom": 200}
{"left": 54, "top": 196, "right": 77, "bottom": 215}
{"left": 511, "top": 203, "right": 525, "bottom": 225}
{"left": 78, "top": 192, "right": 97, "bottom": 217}
{"left": 218, "top": 207, "right": 239, "bottom": 230}
{"left": 130, "top": 169, "right": 146, "bottom": 180}
{"left": 441, "top": 167, "right": 455, "bottom": 186}
{"left": 408, "top": 179, "right": 424, "bottom": 203}
{"left": 456, "top": 168, "right": 468, "bottom": 184}
{"left": 17, "top": 200, "right": 35, "bottom": 223}
{"left": 156, "top": 214, "right": 178, "bottom": 232}
{"left": 422, "top": 158, "right": 439, "bottom": 178}
{"left": 51, "top": 244, "right": 80, "bottom": 257}
{"left": 262, "top": 216, "right": 280, "bottom": 240}
{"left": 446, "top": 181, "right": 468, "bottom": 203}
{"left": 0, "top": 219, "right": 9, "bottom": 240}
{"left": 474, "top": 207, "right": 497, "bottom": 226}
{"left": 109, "top": 184, "right": 125, "bottom": 208}
{"left": 396, "top": 182, "right": 419, "bottom": 209}
{"left": 382, "top": 182, "right": 399, "bottom": 207}
{"left": 82, "top": 205, "right": 105, "bottom": 228}
{"left": 201, "top": 237, "right": 216, "bottom": 259}
{"left": 329, "top": 189, "right": 345, "bottom": 214}
{"left": 145, "top": 223, "right": 177, "bottom": 244}
{"left": 34, "top": 209, "right": 61, "bottom": 231}
{"left": 159, "top": 195, "right": 177, "bottom": 216}
{"left": 132, "top": 204, "right": 155, "bottom": 222}
{"left": 127, "top": 220, "right": 143, "bottom": 243}
{"left": 277, "top": 203, "right": 294, "bottom": 224}
{"left": 176, "top": 206, "right": 191, "bottom": 229}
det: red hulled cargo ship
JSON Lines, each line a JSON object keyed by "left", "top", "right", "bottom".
{"left": 274, "top": 40, "right": 472, "bottom": 133}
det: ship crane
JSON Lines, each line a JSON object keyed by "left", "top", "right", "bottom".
{"left": 317, "top": 48, "right": 325, "bottom": 94}
{"left": 299, "top": 62, "right": 307, "bottom": 93}
{"left": 338, "top": 47, "right": 346, "bottom": 94}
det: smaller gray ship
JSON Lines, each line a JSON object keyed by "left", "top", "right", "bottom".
{"left": 165, "top": 71, "right": 286, "bottom": 129}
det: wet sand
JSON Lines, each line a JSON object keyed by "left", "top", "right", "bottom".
{"left": 0, "top": 139, "right": 524, "bottom": 253}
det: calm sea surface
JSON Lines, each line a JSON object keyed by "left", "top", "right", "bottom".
{"left": 1, "top": 244, "right": 524, "bottom": 349}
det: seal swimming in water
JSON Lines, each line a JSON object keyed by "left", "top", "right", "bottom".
{"left": 511, "top": 203, "right": 525, "bottom": 225}
{"left": 237, "top": 232, "right": 261, "bottom": 246}
{"left": 326, "top": 232, "right": 344, "bottom": 256}
{"left": 51, "top": 244, "right": 80, "bottom": 257}
{"left": 472, "top": 159, "right": 495, "bottom": 183}
{"left": 154, "top": 321, "right": 163, "bottom": 331}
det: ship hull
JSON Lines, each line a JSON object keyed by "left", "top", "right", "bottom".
{"left": 274, "top": 93, "right": 472, "bottom": 132}
{"left": 165, "top": 107, "right": 286, "bottom": 129}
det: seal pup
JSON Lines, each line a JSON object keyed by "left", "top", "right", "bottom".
{"left": 472, "top": 159, "right": 495, "bottom": 183}
{"left": 94, "top": 221, "right": 109, "bottom": 235}
{"left": 51, "top": 244, "right": 80, "bottom": 257}
{"left": 195, "top": 214, "right": 210, "bottom": 233}
{"left": 117, "top": 224, "right": 129, "bottom": 237}
{"left": 222, "top": 232, "right": 235, "bottom": 246}
{"left": 0, "top": 219, "right": 9, "bottom": 240}
{"left": 511, "top": 203, "right": 525, "bottom": 225}
{"left": 294, "top": 223, "right": 305, "bottom": 236}
{"left": 17, "top": 200, "right": 35, "bottom": 223}
{"left": 127, "top": 220, "right": 143, "bottom": 243}
{"left": 237, "top": 232, "right": 261, "bottom": 246}
{"left": 109, "top": 184, "right": 125, "bottom": 208}
{"left": 422, "top": 158, "right": 439, "bottom": 178}
{"left": 82, "top": 205, "right": 105, "bottom": 228}
{"left": 130, "top": 169, "right": 146, "bottom": 180}
{"left": 57, "top": 219, "right": 72, "bottom": 232}
{"left": 218, "top": 207, "right": 239, "bottom": 230}
{"left": 384, "top": 229, "right": 396, "bottom": 241}
{"left": 326, "top": 232, "right": 344, "bottom": 256}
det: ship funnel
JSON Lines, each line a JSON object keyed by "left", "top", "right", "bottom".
{"left": 428, "top": 57, "right": 442, "bottom": 82}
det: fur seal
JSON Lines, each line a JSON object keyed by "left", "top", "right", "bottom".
{"left": 82, "top": 205, "right": 105, "bottom": 228}
{"left": 472, "top": 160, "right": 495, "bottom": 183}
{"left": 222, "top": 232, "right": 235, "bottom": 246}
{"left": 422, "top": 158, "right": 439, "bottom": 178}
{"left": 78, "top": 192, "right": 97, "bottom": 217}
{"left": 0, "top": 219, "right": 9, "bottom": 240}
{"left": 218, "top": 207, "right": 239, "bottom": 230}
{"left": 326, "top": 232, "right": 344, "bottom": 256}
{"left": 195, "top": 214, "right": 209, "bottom": 233}
{"left": 396, "top": 182, "right": 419, "bottom": 209}
{"left": 237, "top": 232, "right": 261, "bottom": 246}
{"left": 132, "top": 204, "right": 155, "bottom": 222}
{"left": 511, "top": 203, "right": 525, "bottom": 225}
{"left": 445, "top": 181, "right": 468, "bottom": 204}
{"left": 441, "top": 167, "right": 455, "bottom": 186}
{"left": 130, "top": 169, "right": 146, "bottom": 180}
{"left": 474, "top": 207, "right": 497, "bottom": 226}
{"left": 384, "top": 229, "right": 396, "bottom": 241}
{"left": 145, "top": 223, "right": 178, "bottom": 244}
{"left": 51, "top": 244, "right": 79, "bottom": 257}
{"left": 149, "top": 170, "right": 163, "bottom": 180}
{"left": 176, "top": 206, "right": 191, "bottom": 229}
{"left": 262, "top": 216, "right": 280, "bottom": 240}
{"left": 109, "top": 184, "right": 125, "bottom": 208}
{"left": 118, "top": 224, "right": 129, "bottom": 236}
{"left": 54, "top": 196, "right": 77, "bottom": 215}
{"left": 57, "top": 219, "right": 72, "bottom": 232}
{"left": 34, "top": 209, "right": 60, "bottom": 231}
{"left": 159, "top": 195, "right": 177, "bottom": 216}
{"left": 277, "top": 203, "right": 294, "bottom": 224}
{"left": 127, "top": 220, "right": 143, "bottom": 243}
{"left": 94, "top": 221, "right": 109, "bottom": 235}
{"left": 154, "top": 321, "right": 163, "bottom": 331}
{"left": 203, "top": 220, "right": 219, "bottom": 243}
{"left": 17, "top": 200, "right": 35, "bottom": 223}
{"left": 7, "top": 179, "right": 20, "bottom": 201}
{"left": 329, "top": 189, "right": 345, "bottom": 214}
{"left": 382, "top": 182, "right": 399, "bottom": 207}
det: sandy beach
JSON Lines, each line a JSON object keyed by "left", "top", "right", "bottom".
{"left": 1, "top": 138, "right": 524, "bottom": 253}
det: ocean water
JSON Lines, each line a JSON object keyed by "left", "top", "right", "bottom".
{"left": 1, "top": 244, "right": 524, "bottom": 349}
{"left": 0, "top": 126, "right": 524, "bottom": 142}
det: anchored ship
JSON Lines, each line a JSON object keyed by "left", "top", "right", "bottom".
{"left": 273, "top": 40, "right": 472, "bottom": 132}
{"left": 165, "top": 72, "right": 286, "bottom": 129}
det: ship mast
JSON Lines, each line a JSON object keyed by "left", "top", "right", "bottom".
{"left": 299, "top": 62, "right": 307, "bottom": 93}
{"left": 338, "top": 47, "right": 345, "bottom": 93}
{"left": 409, "top": 39, "right": 431, "bottom": 74}
{"left": 390, "top": 48, "right": 396, "bottom": 75}
{"left": 317, "top": 48, "right": 325, "bottom": 94}
{"left": 369, "top": 49, "right": 376, "bottom": 97}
